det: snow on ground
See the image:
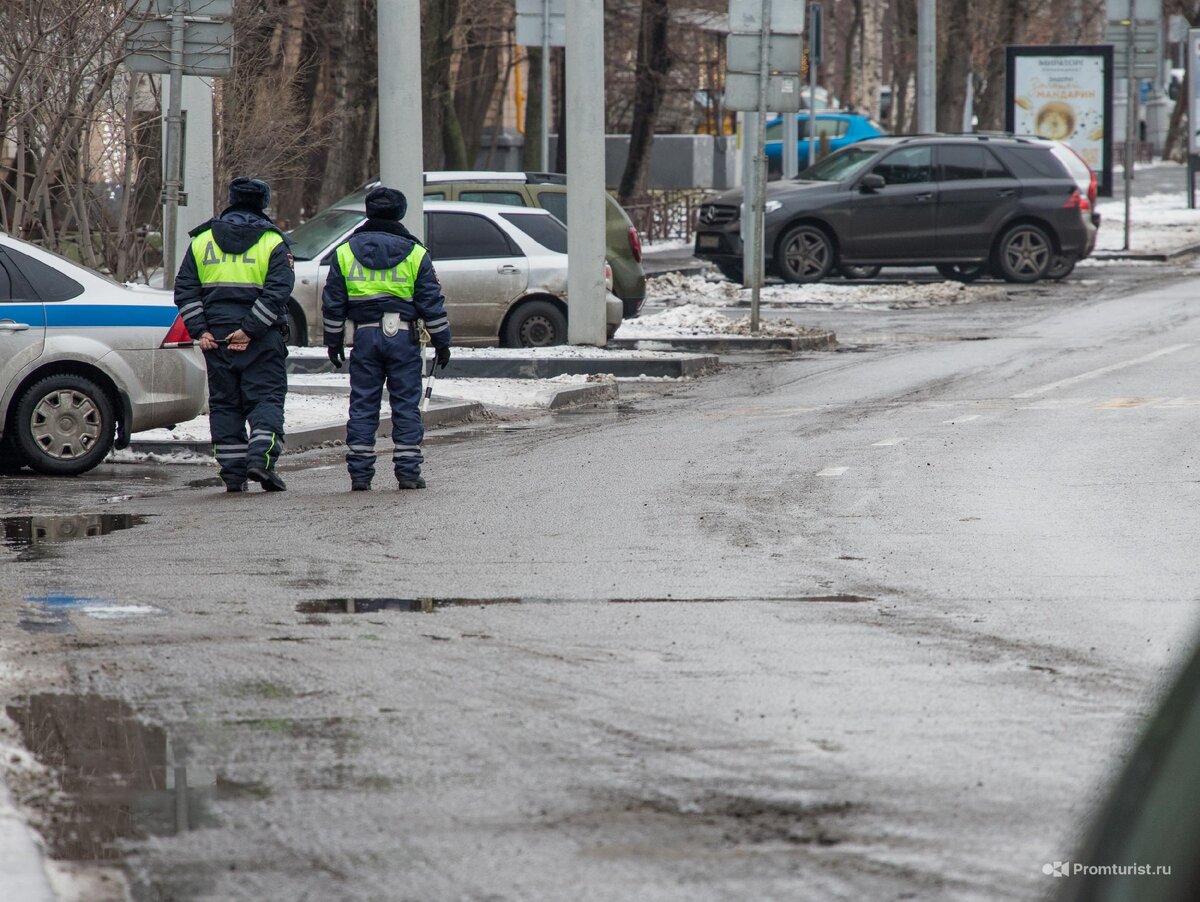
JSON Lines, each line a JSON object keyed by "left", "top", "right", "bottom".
{"left": 131, "top": 393, "right": 358, "bottom": 444}
{"left": 1095, "top": 191, "right": 1200, "bottom": 253}
{"left": 642, "top": 272, "right": 1001, "bottom": 313}
{"left": 289, "top": 372, "right": 612, "bottom": 409}
{"left": 642, "top": 237, "right": 695, "bottom": 253}
{"left": 616, "top": 304, "right": 827, "bottom": 338}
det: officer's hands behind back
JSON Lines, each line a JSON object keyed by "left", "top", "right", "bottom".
{"left": 328, "top": 344, "right": 345, "bottom": 369}
{"left": 436, "top": 347, "right": 451, "bottom": 370}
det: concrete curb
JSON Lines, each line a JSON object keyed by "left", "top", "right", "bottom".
{"left": 609, "top": 331, "right": 836, "bottom": 353}
{"left": 1091, "top": 241, "right": 1200, "bottom": 262}
{"left": 290, "top": 380, "right": 619, "bottom": 410}
{"left": 544, "top": 381, "right": 619, "bottom": 409}
{"left": 127, "top": 400, "right": 483, "bottom": 457}
{"left": 288, "top": 354, "right": 718, "bottom": 379}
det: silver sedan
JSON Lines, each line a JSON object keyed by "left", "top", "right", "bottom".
{"left": 286, "top": 200, "right": 622, "bottom": 347}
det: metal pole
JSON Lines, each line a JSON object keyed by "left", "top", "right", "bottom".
{"left": 1124, "top": 21, "right": 1134, "bottom": 251}
{"left": 741, "top": 110, "right": 758, "bottom": 287}
{"left": 566, "top": 0, "right": 607, "bottom": 345}
{"left": 750, "top": 0, "right": 771, "bottom": 334}
{"left": 807, "top": 15, "right": 817, "bottom": 168}
{"left": 162, "top": 10, "right": 185, "bottom": 290}
{"left": 379, "top": 0, "right": 425, "bottom": 241}
{"left": 541, "top": 0, "right": 550, "bottom": 170}
{"left": 916, "top": 0, "right": 936, "bottom": 132}
{"left": 783, "top": 113, "right": 799, "bottom": 177}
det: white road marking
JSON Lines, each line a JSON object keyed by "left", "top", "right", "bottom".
{"left": 1012, "top": 344, "right": 1193, "bottom": 399}
{"left": 871, "top": 437, "right": 907, "bottom": 446}
{"left": 817, "top": 467, "right": 849, "bottom": 477}
{"left": 942, "top": 414, "right": 981, "bottom": 424}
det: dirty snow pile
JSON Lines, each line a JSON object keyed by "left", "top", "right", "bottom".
{"left": 615, "top": 304, "right": 825, "bottom": 338}
{"left": 1094, "top": 192, "right": 1200, "bottom": 254}
{"left": 644, "top": 272, "right": 1003, "bottom": 310}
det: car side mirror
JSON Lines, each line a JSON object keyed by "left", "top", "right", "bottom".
{"left": 319, "top": 251, "right": 336, "bottom": 267}
{"left": 859, "top": 174, "right": 885, "bottom": 192}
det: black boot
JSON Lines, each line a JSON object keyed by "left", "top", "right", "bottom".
{"left": 247, "top": 466, "right": 287, "bottom": 492}
{"left": 396, "top": 476, "right": 426, "bottom": 490}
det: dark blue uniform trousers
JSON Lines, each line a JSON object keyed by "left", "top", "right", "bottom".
{"left": 205, "top": 330, "right": 287, "bottom": 487}
{"left": 345, "top": 325, "right": 424, "bottom": 484}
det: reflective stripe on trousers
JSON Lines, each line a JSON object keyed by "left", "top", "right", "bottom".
{"left": 344, "top": 325, "right": 424, "bottom": 483}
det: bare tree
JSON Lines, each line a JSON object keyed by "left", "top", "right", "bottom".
{"left": 617, "top": 0, "right": 672, "bottom": 204}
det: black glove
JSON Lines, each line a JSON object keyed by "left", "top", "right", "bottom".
{"left": 328, "top": 344, "right": 345, "bottom": 369}
{"left": 436, "top": 346, "right": 451, "bottom": 370}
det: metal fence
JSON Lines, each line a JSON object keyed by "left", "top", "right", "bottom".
{"left": 619, "top": 189, "right": 711, "bottom": 243}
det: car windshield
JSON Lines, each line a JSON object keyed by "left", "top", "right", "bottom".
{"left": 797, "top": 145, "right": 880, "bottom": 181}
{"left": 287, "top": 209, "right": 364, "bottom": 261}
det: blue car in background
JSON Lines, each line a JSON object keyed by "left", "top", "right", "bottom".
{"left": 765, "top": 112, "right": 885, "bottom": 173}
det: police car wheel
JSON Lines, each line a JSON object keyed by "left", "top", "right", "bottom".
{"left": 504, "top": 299, "right": 567, "bottom": 348}
{"left": 13, "top": 374, "right": 116, "bottom": 476}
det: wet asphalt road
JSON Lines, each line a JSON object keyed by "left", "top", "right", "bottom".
{"left": 3, "top": 258, "right": 1200, "bottom": 901}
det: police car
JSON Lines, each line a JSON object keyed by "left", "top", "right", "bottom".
{"left": 0, "top": 234, "right": 207, "bottom": 476}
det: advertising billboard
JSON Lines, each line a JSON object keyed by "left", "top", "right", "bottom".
{"left": 1006, "top": 45, "right": 1114, "bottom": 196}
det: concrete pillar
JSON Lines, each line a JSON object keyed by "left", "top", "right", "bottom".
{"left": 378, "top": 0, "right": 425, "bottom": 241}
{"left": 565, "top": 0, "right": 607, "bottom": 345}
{"left": 163, "top": 76, "right": 214, "bottom": 273}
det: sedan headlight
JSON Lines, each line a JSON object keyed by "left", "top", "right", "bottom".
{"left": 764, "top": 200, "right": 783, "bottom": 214}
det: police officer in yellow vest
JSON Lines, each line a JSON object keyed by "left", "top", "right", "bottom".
{"left": 322, "top": 187, "right": 451, "bottom": 491}
{"left": 174, "top": 177, "right": 295, "bottom": 492}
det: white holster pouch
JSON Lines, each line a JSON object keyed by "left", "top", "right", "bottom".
{"left": 343, "top": 321, "right": 356, "bottom": 345}
{"left": 382, "top": 312, "right": 403, "bottom": 337}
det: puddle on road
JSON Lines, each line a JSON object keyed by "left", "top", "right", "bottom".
{"left": 5, "top": 694, "right": 218, "bottom": 861}
{"left": 18, "top": 595, "right": 166, "bottom": 633}
{"left": 297, "top": 594, "right": 873, "bottom": 614}
{"left": 2, "top": 513, "right": 149, "bottom": 548}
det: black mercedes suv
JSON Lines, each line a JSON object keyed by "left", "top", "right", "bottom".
{"left": 694, "top": 135, "right": 1093, "bottom": 284}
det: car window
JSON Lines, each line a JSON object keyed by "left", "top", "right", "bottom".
{"left": 816, "top": 118, "right": 850, "bottom": 138}
{"left": 288, "top": 209, "right": 365, "bottom": 261}
{"left": 982, "top": 148, "right": 1009, "bottom": 179}
{"left": 424, "top": 192, "right": 446, "bottom": 201}
{"left": 501, "top": 212, "right": 567, "bottom": 253}
{"left": 0, "top": 253, "right": 39, "bottom": 301}
{"left": 460, "top": 191, "right": 527, "bottom": 207}
{"left": 998, "top": 146, "right": 1069, "bottom": 180}
{"left": 939, "top": 146, "right": 988, "bottom": 181}
{"left": 427, "top": 212, "right": 520, "bottom": 260}
{"left": 799, "top": 145, "right": 880, "bottom": 181}
{"left": 0, "top": 246, "right": 83, "bottom": 302}
{"left": 536, "top": 190, "right": 568, "bottom": 223}
{"left": 0, "top": 257, "right": 12, "bottom": 300}
{"left": 872, "top": 146, "right": 932, "bottom": 185}
{"left": 766, "top": 118, "right": 810, "bottom": 139}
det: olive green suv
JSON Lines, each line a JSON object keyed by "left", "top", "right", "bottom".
{"left": 334, "top": 172, "right": 646, "bottom": 319}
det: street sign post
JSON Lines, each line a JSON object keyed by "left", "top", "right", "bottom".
{"left": 124, "top": 0, "right": 233, "bottom": 290}
{"left": 807, "top": 2, "right": 821, "bottom": 167}
{"left": 724, "top": 0, "right": 802, "bottom": 332}
{"left": 1187, "top": 28, "right": 1200, "bottom": 208}
{"left": 516, "top": 0, "right": 565, "bottom": 169}
{"left": 1105, "top": 0, "right": 1164, "bottom": 248}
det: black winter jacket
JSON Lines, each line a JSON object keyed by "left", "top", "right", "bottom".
{"left": 173, "top": 206, "right": 295, "bottom": 340}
